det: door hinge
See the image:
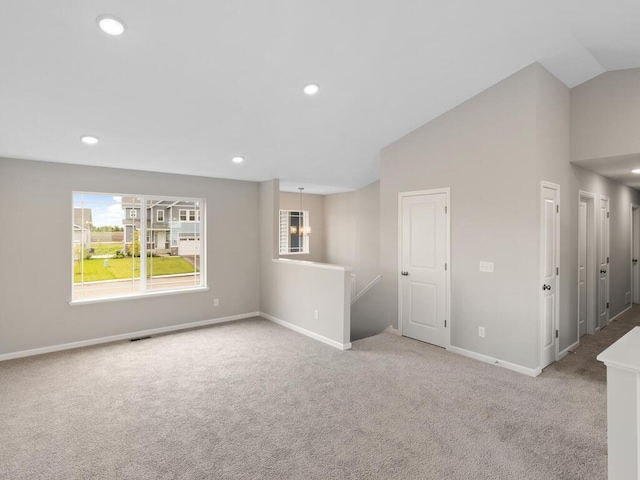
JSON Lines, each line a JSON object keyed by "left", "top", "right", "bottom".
{"left": 607, "top": 257, "right": 610, "bottom": 264}
{"left": 556, "top": 267, "right": 559, "bottom": 276}
{"left": 555, "top": 330, "right": 558, "bottom": 339}
{"left": 607, "top": 302, "right": 610, "bottom": 309}
{"left": 445, "top": 263, "right": 448, "bottom": 271}
{"left": 445, "top": 206, "right": 448, "bottom": 214}
{"left": 556, "top": 205, "right": 559, "bottom": 213}
{"left": 445, "top": 319, "right": 447, "bottom": 328}
{"left": 607, "top": 212, "right": 610, "bottom": 218}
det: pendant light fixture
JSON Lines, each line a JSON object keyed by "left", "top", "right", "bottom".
{"left": 297, "top": 187, "right": 309, "bottom": 237}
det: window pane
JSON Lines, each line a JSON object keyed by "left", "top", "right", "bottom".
{"left": 73, "top": 194, "right": 205, "bottom": 301}
{"left": 147, "top": 199, "right": 201, "bottom": 292}
{"left": 72, "top": 194, "right": 140, "bottom": 301}
{"left": 279, "top": 210, "right": 309, "bottom": 254}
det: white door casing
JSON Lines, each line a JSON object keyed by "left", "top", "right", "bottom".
{"left": 598, "top": 196, "right": 610, "bottom": 329}
{"left": 578, "top": 200, "right": 587, "bottom": 338}
{"left": 578, "top": 191, "right": 597, "bottom": 336}
{"left": 632, "top": 206, "right": 640, "bottom": 303}
{"left": 398, "top": 189, "right": 450, "bottom": 348}
{"left": 540, "top": 182, "right": 560, "bottom": 369}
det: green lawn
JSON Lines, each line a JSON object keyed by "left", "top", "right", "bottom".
{"left": 74, "top": 257, "right": 197, "bottom": 283}
{"left": 90, "top": 243, "right": 122, "bottom": 256}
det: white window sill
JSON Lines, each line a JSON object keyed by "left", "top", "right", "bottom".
{"left": 69, "top": 286, "right": 209, "bottom": 306}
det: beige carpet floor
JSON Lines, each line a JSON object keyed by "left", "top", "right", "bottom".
{"left": 2, "top": 308, "right": 639, "bottom": 479}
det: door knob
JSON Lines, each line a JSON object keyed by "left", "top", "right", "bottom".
{"left": 600, "top": 269, "right": 607, "bottom": 274}
{"left": 542, "top": 284, "right": 551, "bottom": 291}
{"left": 634, "top": 259, "right": 638, "bottom": 264}
{"left": 401, "top": 271, "right": 409, "bottom": 276}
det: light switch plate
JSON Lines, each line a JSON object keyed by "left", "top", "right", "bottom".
{"left": 479, "top": 261, "right": 494, "bottom": 273}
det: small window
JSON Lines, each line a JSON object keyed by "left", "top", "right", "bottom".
{"left": 157, "top": 209, "right": 164, "bottom": 222}
{"left": 179, "top": 209, "right": 188, "bottom": 221}
{"left": 189, "top": 210, "right": 196, "bottom": 222}
{"left": 279, "top": 210, "right": 309, "bottom": 255}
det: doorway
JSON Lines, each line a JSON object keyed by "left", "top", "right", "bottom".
{"left": 540, "top": 182, "right": 560, "bottom": 369}
{"left": 398, "top": 188, "right": 450, "bottom": 348}
{"left": 578, "top": 191, "right": 597, "bottom": 337}
{"left": 632, "top": 204, "right": 640, "bottom": 304}
{"left": 598, "top": 196, "right": 610, "bottom": 329}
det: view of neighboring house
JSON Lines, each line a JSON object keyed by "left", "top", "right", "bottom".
{"left": 121, "top": 197, "right": 201, "bottom": 256}
{"left": 72, "top": 208, "right": 92, "bottom": 249}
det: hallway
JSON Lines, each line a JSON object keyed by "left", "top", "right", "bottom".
{"left": 546, "top": 305, "right": 640, "bottom": 382}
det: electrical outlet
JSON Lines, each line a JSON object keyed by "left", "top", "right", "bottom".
{"left": 214, "top": 298, "right": 219, "bottom": 307}
{"left": 479, "top": 261, "right": 494, "bottom": 273}
{"left": 314, "top": 310, "right": 319, "bottom": 320}
{"left": 479, "top": 327, "right": 485, "bottom": 338}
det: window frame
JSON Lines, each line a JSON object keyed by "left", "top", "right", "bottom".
{"left": 71, "top": 192, "right": 207, "bottom": 304}
{"left": 279, "top": 209, "right": 310, "bottom": 255}
{"left": 157, "top": 209, "right": 164, "bottom": 222}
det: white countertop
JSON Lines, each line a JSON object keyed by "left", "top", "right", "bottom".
{"left": 597, "top": 327, "right": 640, "bottom": 372}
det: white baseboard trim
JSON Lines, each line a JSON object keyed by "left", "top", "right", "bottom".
{"left": 0, "top": 312, "right": 260, "bottom": 362}
{"left": 558, "top": 340, "right": 580, "bottom": 361}
{"left": 447, "top": 345, "right": 542, "bottom": 377}
{"left": 384, "top": 326, "right": 401, "bottom": 336}
{"left": 609, "top": 305, "right": 632, "bottom": 323}
{"left": 260, "top": 312, "right": 352, "bottom": 351}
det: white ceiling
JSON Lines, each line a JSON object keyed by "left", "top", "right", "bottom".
{"left": 574, "top": 154, "right": 640, "bottom": 190}
{"left": 2, "top": 1, "right": 640, "bottom": 194}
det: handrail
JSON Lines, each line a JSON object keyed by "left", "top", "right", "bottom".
{"left": 351, "top": 275, "right": 382, "bottom": 305}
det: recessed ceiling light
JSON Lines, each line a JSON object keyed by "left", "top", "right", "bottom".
{"left": 632, "top": 169, "right": 640, "bottom": 174}
{"left": 303, "top": 84, "right": 320, "bottom": 96}
{"left": 232, "top": 156, "right": 244, "bottom": 164}
{"left": 80, "top": 135, "right": 99, "bottom": 145}
{"left": 97, "top": 16, "right": 126, "bottom": 36}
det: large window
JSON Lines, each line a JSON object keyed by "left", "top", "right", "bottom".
{"left": 279, "top": 210, "right": 309, "bottom": 254}
{"left": 72, "top": 193, "right": 205, "bottom": 302}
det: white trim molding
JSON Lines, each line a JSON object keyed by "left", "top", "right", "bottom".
{"left": 448, "top": 345, "right": 542, "bottom": 377}
{"left": 351, "top": 274, "right": 382, "bottom": 305}
{"left": 558, "top": 340, "right": 580, "bottom": 361}
{"left": 260, "top": 312, "right": 352, "bottom": 351}
{"left": 0, "top": 312, "right": 260, "bottom": 362}
{"left": 609, "top": 305, "right": 632, "bottom": 324}
{"left": 384, "top": 326, "right": 401, "bottom": 336}
{"left": 272, "top": 258, "right": 352, "bottom": 271}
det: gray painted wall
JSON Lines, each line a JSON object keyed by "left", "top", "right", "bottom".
{"left": 381, "top": 64, "right": 541, "bottom": 369}
{"left": 534, "top": 64, "right": 578, "bottom": 352}
{"left": 379, "top": 63, "right": 640, "bottom": 370}
{"left": 261, "top": 180, "right": 351, "bottom": 346}
{"left": 324, "top": 181, "right": 387, "bottom": 340}
{"left": 279, "top": 191, "right": 325, "bottom": 263}
{"left": 0, "top": 157, "right": 260, "bottom": 355}
{"left": 571, "top": 68, "right": 640, "bottom": 162}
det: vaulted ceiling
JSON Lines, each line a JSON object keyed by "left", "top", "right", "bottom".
{"left": 2, "top": 1, "right": 640, "bottom": 193}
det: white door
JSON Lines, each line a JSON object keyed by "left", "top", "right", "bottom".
{"left": 598, "top": 197, "right": 610, "bottom": 329}
{"left": 540, "top": 183, "right": 559, "bottom": 369}
{"left": 578, "top": 201, "right": 587, "bottom": 337}
{"left": 400, "top": 190, "right": 449, "bottom": 348}
{"left": 156, "top": 231, "right": 166, "bottom": 250}
{"left": 633, "top": 207, "right": 640, "bottom": 303}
